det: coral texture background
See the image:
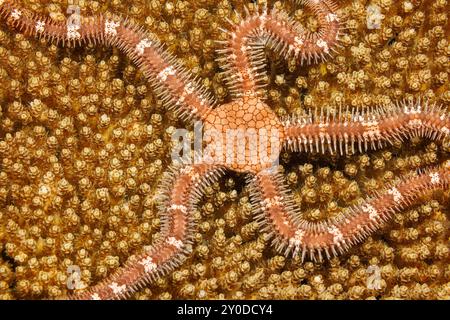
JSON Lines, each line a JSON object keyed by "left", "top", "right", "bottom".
{"left": 0, "top": 0, "right": 449, "bottom": 299}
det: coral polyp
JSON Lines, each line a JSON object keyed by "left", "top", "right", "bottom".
{"left": 0, "top": 0, "right": 448, "bottom": 300}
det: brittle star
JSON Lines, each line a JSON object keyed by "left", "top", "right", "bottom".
{"left": 0, "top": 0, "right": 449, "bottom": 300}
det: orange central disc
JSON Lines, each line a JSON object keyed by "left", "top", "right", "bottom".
{"left": 203, "top": 97, "right": 284, "bottom": 173}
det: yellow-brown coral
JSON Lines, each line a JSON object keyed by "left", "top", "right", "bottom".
{"left": 0, "top": 0, "right": 449, "bottom": 300}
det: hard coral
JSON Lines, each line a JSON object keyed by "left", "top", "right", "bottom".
{"left": 0, "top": 0, "right": 448, "bottom": 300}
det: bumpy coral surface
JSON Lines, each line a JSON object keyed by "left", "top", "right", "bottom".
{"left": 0, "top": 0, "right": 449, "bottom": 300}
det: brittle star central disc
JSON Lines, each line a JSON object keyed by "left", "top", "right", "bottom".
{"left": 204, "top": 96, "right": 284, "bottom": 173}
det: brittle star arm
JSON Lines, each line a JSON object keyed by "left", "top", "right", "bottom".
{"left": 0, "top": 0, "right": 214, "bottom": 123}
{"left": 217, "top": 0, "right": 341, "bottom": 98}
{"left": 250, "top": 166, "right": 449, "bottom": 261}
{"left": 283, "top": 100, "right": 450, "bottom": 155}
{"left": 70, "top": 163, "right": 225, "bottom": 300}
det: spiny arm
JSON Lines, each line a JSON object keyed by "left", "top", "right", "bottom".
{"left": 0, "top": 0, "right": 214, "bottom": 123}
{"left": 71, "top": 163, "right": 225, "bottom": 300}
{"left": 250, "top": 165, "right": 449, "bottom": 261}
{"left": 248, "top": 167, "right": 303, "bottom": 253}
{"left": 283, "top": 100, "right": 450, "bottom": 155}
{"left": 217, "top": 0, "right": 341, "bottom": 98}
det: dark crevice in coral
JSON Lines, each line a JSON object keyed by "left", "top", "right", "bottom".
{"left": 1, "top": 246, "right": 17, "bottom": 298}
{"left": 387, "top": 32, "right": 399, "bottom": 46}
{"left": 1, "top": 248, "right": 16, "bottom": 270}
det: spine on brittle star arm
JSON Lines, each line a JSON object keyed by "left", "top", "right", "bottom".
{"left": 0, "top": 0, "right": 214, "bottom": 122}
{"left": 217, "top": 0, "right": 341, "bottom": 97}
{"left": 71, "top": 164, "right": 225, "bottom": 300}
{"left": 250, "top": 166, "right": 449, "bottom": 261}
{"left": 283, "top": 100, "right": 450, "bottom": 155}
{"left": 247, "top": 168, "right": 302, "bottom": 250}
